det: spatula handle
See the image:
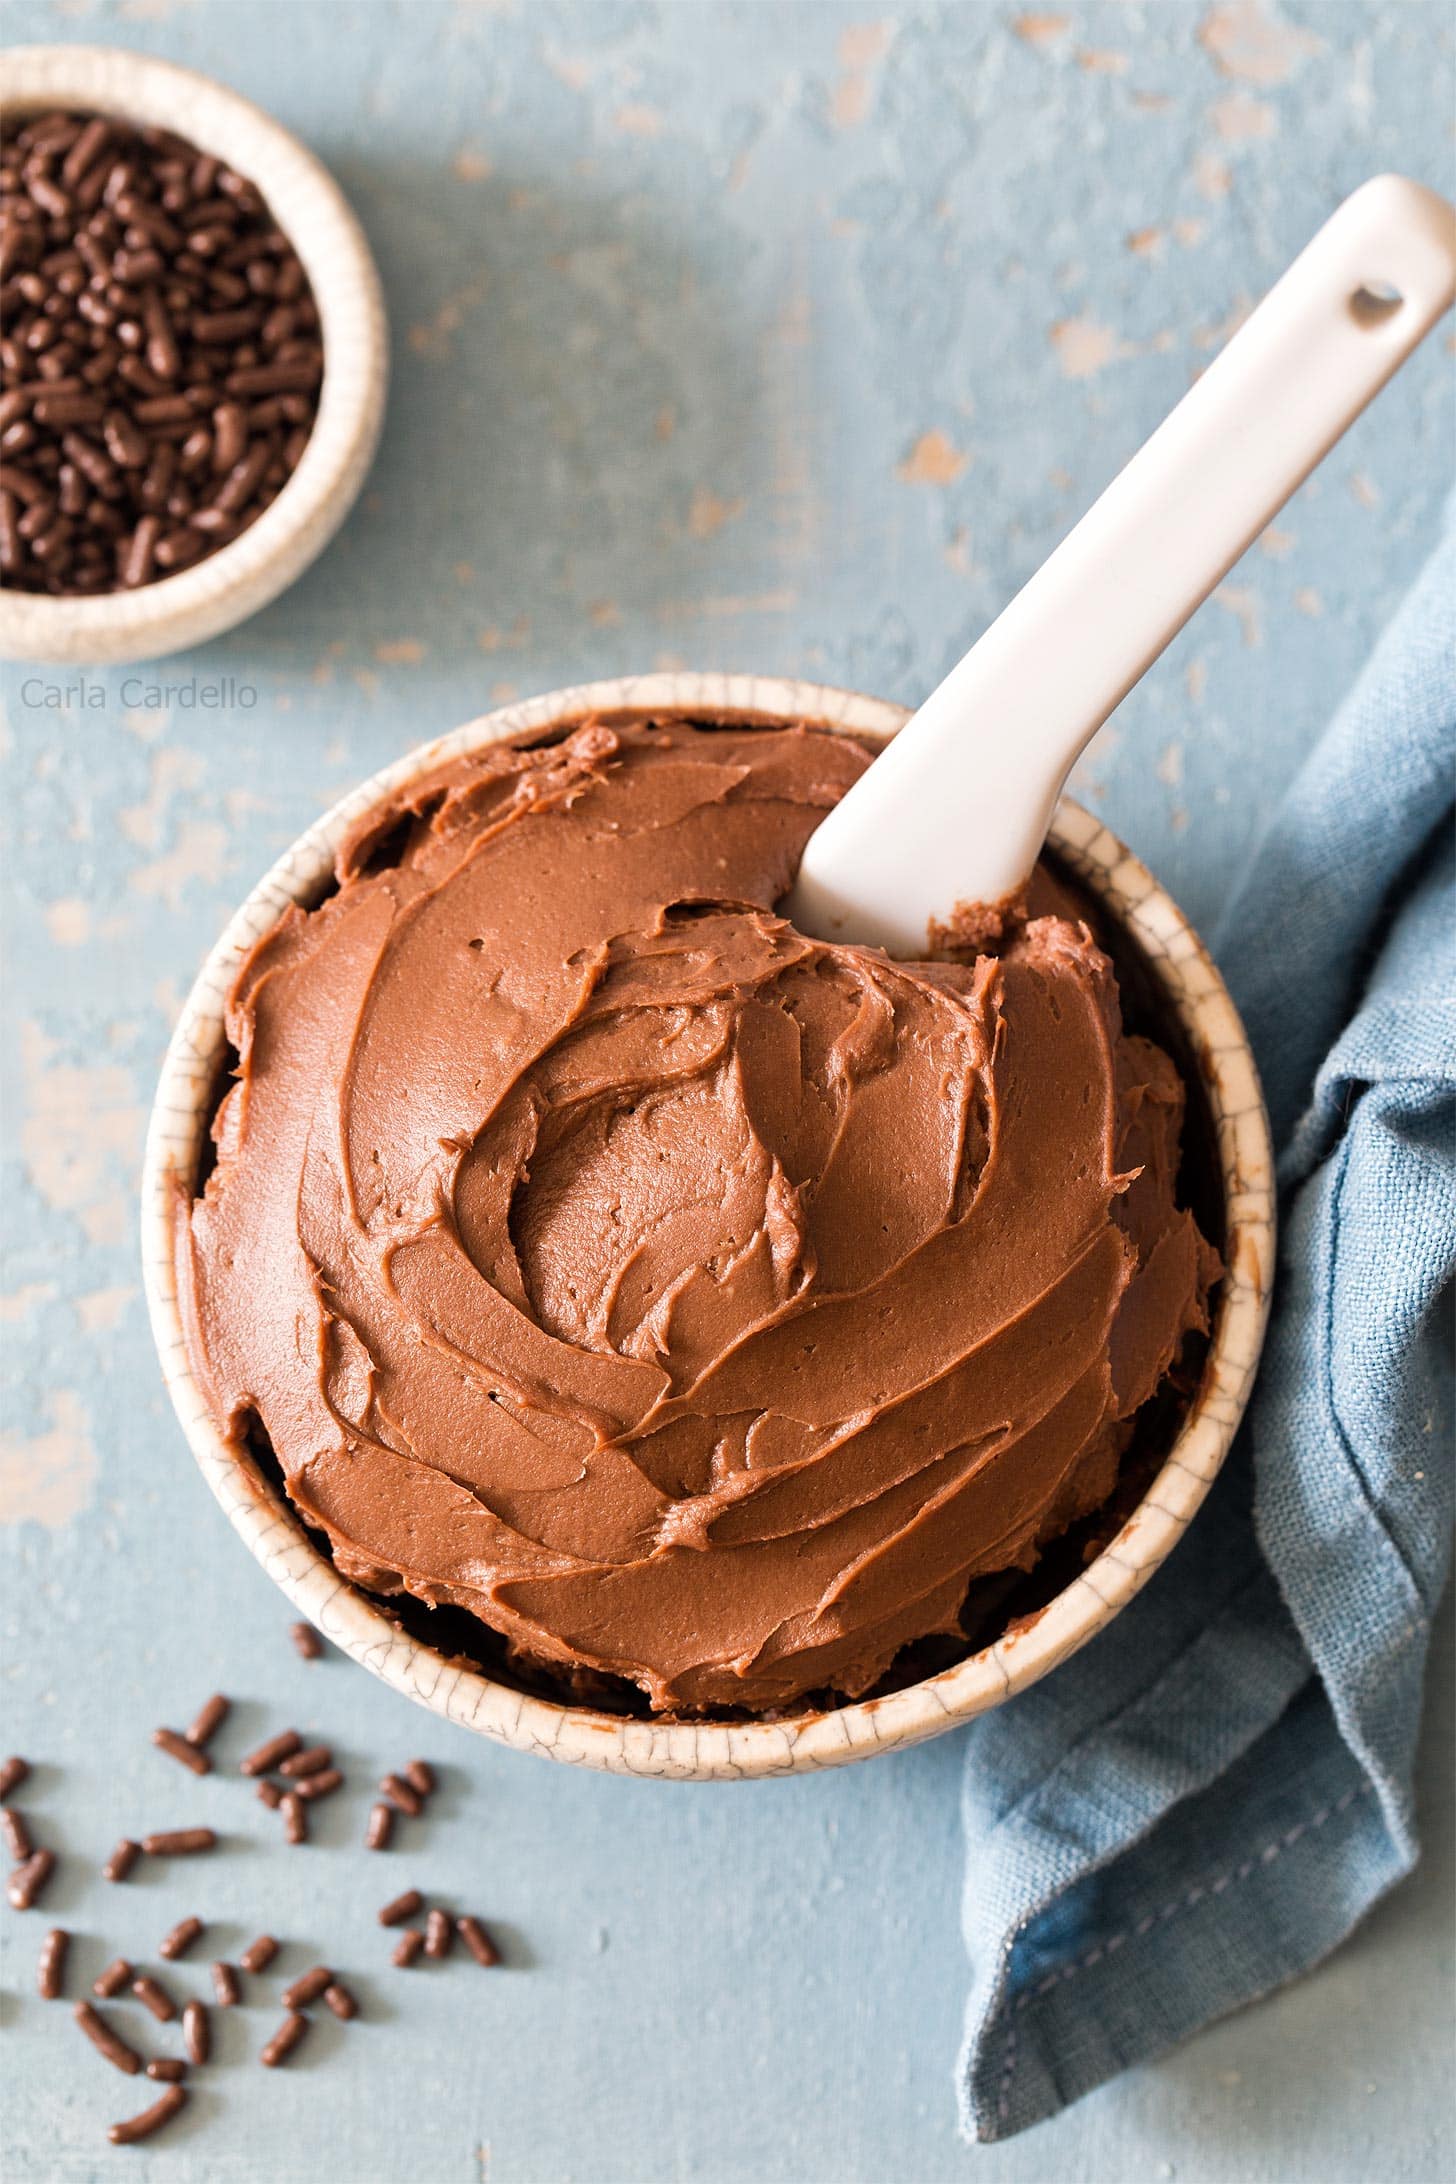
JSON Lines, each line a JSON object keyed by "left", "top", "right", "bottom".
{"left": 789, "top": 174, "right": 1456, "bottom": 954}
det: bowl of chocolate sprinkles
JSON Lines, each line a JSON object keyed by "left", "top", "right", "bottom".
{"left": 0, "top": 46, "right": 386, "bottom": 663}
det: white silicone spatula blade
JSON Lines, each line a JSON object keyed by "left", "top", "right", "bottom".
{"left": 788, "top": 175, "right": 1456, "bottom": 954}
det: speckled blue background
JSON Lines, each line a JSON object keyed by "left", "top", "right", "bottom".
{"left": 3, "top": 3, "right": 1453, "bottom": 2179}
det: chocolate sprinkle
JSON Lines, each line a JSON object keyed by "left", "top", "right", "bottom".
{"left": 278, "top": 1743, "right": 331, "bottom": 1778}
{"left": 1, "top": 1807, "right": 32, "bottom": 1861}
{"left": 239, "top": 1933, "right": 278, "bottom": 1975}
{"left": 37, "top": 1926, "right": 69, "bottom": 1999}
{"left": 142, "top": 1827, "right": 216, "bottom": 1856}
{"left": 260, "top": 2010, "right": 309, "bottom": 2067}
{"left": 153, "top": 1725, "right": 211, "bottom": 1776}
{"left": 74, "top": 2000, "right": 143, "bottom": 2076}
{"left": 103, "top": 1837, "right": 140, "bottom": 1883}
{"left": 240, "top": 1729, "right": 301, "bottom": 1777}
{"left": 379, "top": 1773, "right": 423, "bottom": 1818}
{"left": 183, "top": 1998, "right": 210, "bottom": 2065}
{"left": 377, "top": 1888, "right": 423, "bottom": 1928}
{"left": 281, "top": 1964, "right": 332, "bottom": 2011}
{"left": 184, "top": 1692, "right": 230, "bottom": 1749}
{"left": 159, "top": 1915, "right": 204, "bottom": 1961}
{"left": 7, "top": 1848, "right": 55, "bottom": 1909}
{"left": 109, "top": 2084, "right": 187, "bottom": 2144}
{"left": 457, "top": 1915, "right": 501, "bottom": 1969}
{"left": 132, "top": 1972, "right": 178, "bottom": 2023}
{"left": 293, "top": 1766, "right": 343, "bottom": 1803}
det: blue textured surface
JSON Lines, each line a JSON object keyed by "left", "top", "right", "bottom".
{"left": 2, "top": 4, "right": 1453, "bottom": 2179}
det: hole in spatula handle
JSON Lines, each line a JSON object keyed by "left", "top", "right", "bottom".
{"left": 1350, "top": 280, "right": 1404, "bottom": 325}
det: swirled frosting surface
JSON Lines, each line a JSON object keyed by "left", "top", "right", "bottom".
{"left": 180, "top": 716, "right": 1218, "bottom": 1714}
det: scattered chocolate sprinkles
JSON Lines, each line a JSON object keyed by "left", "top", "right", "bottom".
{"left": 74, "top": 2000, "right": 143, "bottom": 2076}
{"left": 132, "top": 1972, "right": 177, "bottom": 2023}
{"left": 240, "top": 1729, "right": 300, "bottom": 1777}
{"left": 142, "top": 1827, "right": 215, "bottom": 1857}
{"left": 457, "top": 1916, "right": 501, "bottom": 1969}
{"left": 0, "top": 1756, "right": 28, "bottom": 1800}
{"left": 260, "top": 2010, "right": 309, "bottom": 2068}
{"left": 7, "top": 1847, "right": 55, "bottom": 1909}
{"left": 378, "top": 1888, "right": 423, "bottom": 1928}
{"left": 239, "top": 1933, "right": 278, "bottom": 1975}
{"left": 152, "top": 1726, "right": 211, "bottom": 1777}
{"left": 290, "top": 1621, "right": 323, "bottom": 1660}
{"left": 184, "top": 1692, "right": 230, "bottom": 1749}
{"left": 159, "top": 1915, "right": 204, "bottom": 1961}
{"left": 109, "top": 2084, "right": 187, "bottom": 2144}
{"left": 183, "top": 1999, "right": 210, "bottom": 2065}
{"left": 0, "top": 110, "right": 322, "bottom": 598}
{"left": 281, "top": 1964, "right": 332, "bottom": 2011}
{"left": 12, "top": 1698, "right": 533, "bottom": 2149}
{"left": 37, "top": 1926, "right": 69, "bottom": 1999}
{"left": 103, "top": 1837, "right": 140, "bottom": 1883}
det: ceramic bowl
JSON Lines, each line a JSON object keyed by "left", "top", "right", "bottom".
{"left": 140, "top": 673, "right": 1275, "bottom": 1780}
{"left": 0, "top": 45, "right": 387, "bottom": 665}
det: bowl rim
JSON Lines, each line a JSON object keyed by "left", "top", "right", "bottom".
{"left": 0, "top": 44, "right": 388, "bottom": 665}
{"left": 140, "top": 670, "right": 1275, "bottom": 1780}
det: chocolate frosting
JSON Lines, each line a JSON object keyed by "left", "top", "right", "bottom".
{"left": 179, "top": 717, "right": 1219, "bottom": 1715}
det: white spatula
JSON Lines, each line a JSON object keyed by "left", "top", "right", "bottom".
{"left": 787, "top": 174, "right": 1456, "bottom": 954}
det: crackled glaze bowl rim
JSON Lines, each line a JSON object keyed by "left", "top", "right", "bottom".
{"left": 0, "top": 45, "right": 388, "bottom": 665}
{"left": 141, "top": 672, "right": 1275, "bottom": 1780}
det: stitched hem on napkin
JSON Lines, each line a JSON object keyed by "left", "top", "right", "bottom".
{"left": 957, "top": 1677, "right": 1414, "bottom": 2142}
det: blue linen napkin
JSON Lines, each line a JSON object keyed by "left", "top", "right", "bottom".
{"left": 957, "top": 523, "right": 1456, "bottom": 2142}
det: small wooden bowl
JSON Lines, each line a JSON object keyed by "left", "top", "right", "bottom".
{"left": 0, "top": 45, "right": 387, "bottom": 665}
